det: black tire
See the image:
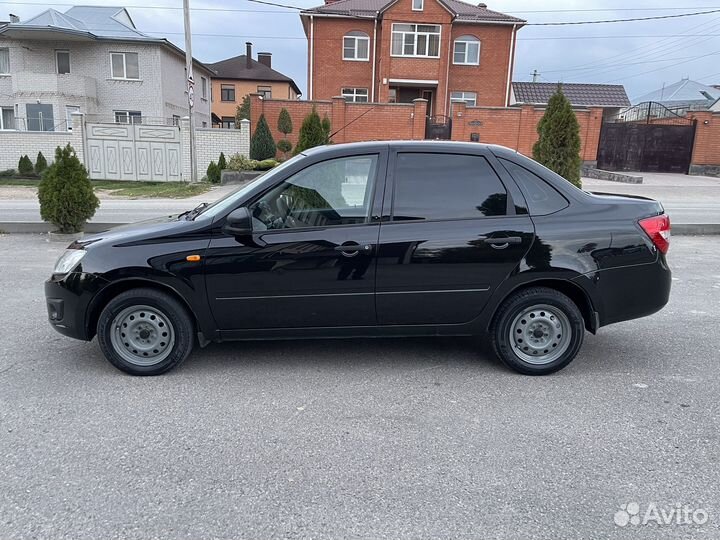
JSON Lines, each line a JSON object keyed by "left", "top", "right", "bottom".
{"left": 97, "top": 288, "right": 194, "bottom": 376}
{"left": 490, "top": 287, "right": 584, "bottom": 375}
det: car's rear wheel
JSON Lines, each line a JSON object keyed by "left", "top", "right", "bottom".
{"left": 97, "top": 288, "right": 194, "bottom": 375}
{"left": 491, "top": 287, "right": 584, "bottom": 375}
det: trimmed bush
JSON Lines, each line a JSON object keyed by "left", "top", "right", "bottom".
{"left": 38, "top": 144, "right": 99, "bottom": 233}
{"left": 250, "top": 114, "right": 276, "bottom": 160}
{"left": 277, "top": 139, "right": 292, "bottom": 156}
{"left": 278, "top": 108, "right": 293, "bottom": 136}
{"left": 0, "top": 168, "right": 16, "bottom": 177}
{"left": 254, "top": 159, "right": 279, "bottom": 171}
{"left": 217, "top": 152, "right": 227, "bottom": 171}
{"left": 206, "top": 160, "right": 221, "bottom": 184}
{"left": 294, "top": 107, "right": 329, "bottom": 155}
{"left": 18, "top": 155, "right": 34, "bottom": 176}
{"left": 35, "top": 151, "right": 48, "bottom": 175}
{"left": 228, "top": 154, "right": 257, "bottom": 171}
{"left": 532, "top": 86, "right": 582, "bottom": 188}
{"left": 321, "top": 114, "right": 332, "bottom": 142}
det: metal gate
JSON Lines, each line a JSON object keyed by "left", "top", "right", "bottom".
{"left": 596, "top": 102, "right": 696, "bottom": 173}
{"left": 85, "top": 122, "right": 181, "bottom": 181}
{"left": 425, "top": 115, "right": 452, "bottom": 140}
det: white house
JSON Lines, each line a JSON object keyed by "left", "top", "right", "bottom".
{"left": 0, "top": 5, "right": 213, "bottom": 131}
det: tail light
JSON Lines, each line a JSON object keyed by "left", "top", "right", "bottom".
{"left": 639, "top": 214, "right": 671, "bottom": 254}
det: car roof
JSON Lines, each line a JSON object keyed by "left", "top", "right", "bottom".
{"left": 301, "top": 140, "right": 513, "bottom": 156}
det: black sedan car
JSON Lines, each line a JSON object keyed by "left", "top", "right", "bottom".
{"left": 45, "top": 142, "right": 671, "bottom": 376}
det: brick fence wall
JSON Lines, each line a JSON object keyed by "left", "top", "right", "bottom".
{"left": 249, "top": 93, "right": 604, "bottom": 164}
{"left": 688, "top": 111, "right": 720, "bottom": 176}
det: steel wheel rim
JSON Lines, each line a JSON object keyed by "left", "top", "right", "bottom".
{"left": 110, "top": 305, "right": 175, "bottom": 366}
{"left": 509, "top": 304, "right": 571, "bottom": 365}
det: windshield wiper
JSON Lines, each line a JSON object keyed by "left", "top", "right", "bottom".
{"left": 180, "top": 202, "right": 208, "bottom": 220}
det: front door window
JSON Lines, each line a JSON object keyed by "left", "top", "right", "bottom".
{"left": 250, "top": 155, "right": 378, "bottom": 230}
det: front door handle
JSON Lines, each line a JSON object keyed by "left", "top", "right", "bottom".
{"left": 334, "top": 244, "right": 373, "bottom": 257}
{"left": 483, "top": 236, "right": 522, "bottom": 249}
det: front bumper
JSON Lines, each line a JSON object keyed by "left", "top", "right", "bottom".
{"left": 45, "top": 272, "right": 108, "bottom": 341}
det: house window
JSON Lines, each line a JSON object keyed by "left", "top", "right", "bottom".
{"left": 0, "top": 48, "right": 9, "bottom": 74}
{"left": 110, "top": 52, "right": 139, "bottom": 79}
{"left": 26, "top": 103, "right": 54, "bottom": 131}
{"left": 342, "top": 88, "right": 369, "bottom": 103}
{"left": 0, "top": 107, "right": 15, "bottom": 130}
{"left": 114, "top": 110, "right": 142, "bottom": 124}
{"left": 343, "top": 31, "right": 370, "bottom": 61}
{"left": 172, "top": 115, "right": 180, "bottom": 126}
{"left": 412, "top": 0, "right": 423, "bottom": 10}
{"left": 201, "top": 77, "right": 207, "bottom": 99}
{"left": 391, "top": 24, "right": 441, "bottom": 58}
{"left": 388, "top": 88, "right": 397, "bottom": 103}
{"left": 56, "top": 50, "right": 70, "bottom": 74}
{"left": 220, "top": 84, "right": 235, "bottom": 102}
{"left": 257, "top": 86, "right": 272, "bottom": 99}
{"left": 221, "top": 116, "right": 235, "bottom": 129}
{"left": 453, "top": 35, "right": 480, "bottom": 65}
{"left": 450, "top": 91, "right": 477, "bottom": 106}
{"left": 65, "top": 105, "right": 80, "bottom": 131}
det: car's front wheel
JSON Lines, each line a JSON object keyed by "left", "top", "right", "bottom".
{"left": 491, "top": 287, "right": 585, "bottom": 375}
{"left": 97, "top": 288, "right": 194, "bottom": 375}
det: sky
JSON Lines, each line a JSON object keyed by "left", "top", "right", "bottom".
{"left": 1, "top": 0, "right": 720, "bottom": 101}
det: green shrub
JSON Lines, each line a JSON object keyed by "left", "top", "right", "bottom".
{"left": 294, "top": 107, "right": 329, "bottom": 155}
{"left": 217, "top": 152, "right": 227, "bottom": 171}
{"left": 18, "top": 155, "right": 34, "bottom": 176}
{"left": 532, "top": 85, "right": 582, "bottom": 188}
{"left": 227, "top": 154, "right": 257, "bottom": 171}
{"left": 0, "top": 168, "right": 16, "bottom": 177}
{"left": 206, "top": 160, "right": 221, "bottom": 184}
{"left": 321, "top": 114, "right": 332, "bottom": 142}
{"left": 250, "top": 114, "right": 276, "bottom": 160}
{"left": 277, "top": 139, "right": 292, "bottom": 155}
{"left": 35, "top": 151, "right": 48, "bottom": 175}
{"left": 278, "top": 108, "right": 293, "bottom": 136}
{"left": 38, "top": 144, "right": 99, "bottom": 233}
{"left": 254, "top": 159, "right": 279, "bottom": 171}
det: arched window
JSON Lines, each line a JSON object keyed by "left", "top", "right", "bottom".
{"left": 453, "top": 35, "right": 480, "bottom": 65}
{"left": 343, "top": 31, "right": 370, "bottom": 61}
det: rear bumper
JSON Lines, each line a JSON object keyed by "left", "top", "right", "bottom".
{"left": 45, "top": 272, "right": 108, "bottom": 341}
{"left": 593, "top": 254, "right": 671, "bottom": 327}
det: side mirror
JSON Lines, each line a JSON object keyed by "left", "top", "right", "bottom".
{"left": 223, "top": 207, "right": 253, "bottom": 236}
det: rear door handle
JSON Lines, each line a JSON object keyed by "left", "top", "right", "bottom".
{"left": 483, "top": 236, "right": 522, "bottom": 249}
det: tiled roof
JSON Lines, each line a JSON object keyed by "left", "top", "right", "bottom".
{"left": 207, "top": 55, "right": 301, "bottom": 96}
{"left": 303, "top": 0, "right": 525, "bottom": 24}
{"left": 512, "top": 82, "right": 631, "bottom": 108}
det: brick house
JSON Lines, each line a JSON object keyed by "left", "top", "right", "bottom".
{"left": 0, "top": 5, "right": 213, "bottom": 131}
{"left": 207, "top": 42, "right": 301, "bottom": 129}
{"left": 300, "top": 0, "right": 525, "bottom": 116}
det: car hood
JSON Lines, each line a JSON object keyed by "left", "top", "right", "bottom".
{"left": 77, "top": 214, "right": 198, "bottom": 247}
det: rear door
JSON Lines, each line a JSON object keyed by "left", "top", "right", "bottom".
{"left": 375, "top": 149, "right": 535, "bottom": 326}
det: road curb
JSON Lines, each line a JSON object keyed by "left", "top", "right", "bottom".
{"left": 2, "top": 221, "right": 720, "bottom": 236}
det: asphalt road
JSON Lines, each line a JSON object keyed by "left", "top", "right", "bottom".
{"left": 1, "top": 234, "right": 719, "bottom": 539}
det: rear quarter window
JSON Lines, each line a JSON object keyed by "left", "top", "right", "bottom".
{"left": 500, "top": 158, "right": 569, "bottom": 216}
{"left": 392, "top": 153, "right": 507, "bottom": 221}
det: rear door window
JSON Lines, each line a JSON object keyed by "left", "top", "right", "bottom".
{"left": 500, "top": 158, "right": 568, "bottom": 216}
{"left": 392, "top": 153, "right": 507, "bottom": 221}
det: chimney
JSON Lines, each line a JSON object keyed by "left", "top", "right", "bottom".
{"left": 246, "top": 42, "right": 252, "bottom": 69}
{"left": 9, "top": 13, "right": 19, "bottom": 22}
{"left": 257, "top": 52, "right": 272, "bottom": 69}
{"left": 324, "top": 0, "right": 341, "bottom": 4}
{"left": 477, "top": 3, "right": 487, "bottom": 7}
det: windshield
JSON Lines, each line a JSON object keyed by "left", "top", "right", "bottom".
{"left": 195, "top": 154, "right": 305, "bottom": 221}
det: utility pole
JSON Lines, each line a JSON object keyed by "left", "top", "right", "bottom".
{"left": 183, "top": 0, "right": 198, "bottom": 182}
{"left": 531, "top": 69, "right": 539, "bottom": 83}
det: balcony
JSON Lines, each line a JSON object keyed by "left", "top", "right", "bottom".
{"left": 11, "top": 72, "right": 97, "bottom": 100}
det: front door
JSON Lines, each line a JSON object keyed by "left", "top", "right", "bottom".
{"left": 205, "top": 152, "right": 386, "bottom": 330}
{"left": 376, "top": 150, "right": 534, "bottom": 326}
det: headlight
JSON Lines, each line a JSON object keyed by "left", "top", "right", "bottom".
{"left": 53, "top": 249, "right": 86, "bottom": 275}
